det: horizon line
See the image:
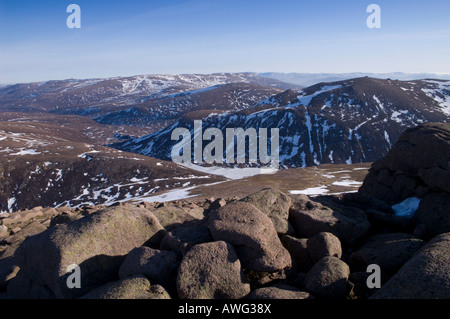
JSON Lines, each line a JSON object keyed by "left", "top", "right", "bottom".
{"left": 2, "top": 71, "right": 450, "bottom": 86}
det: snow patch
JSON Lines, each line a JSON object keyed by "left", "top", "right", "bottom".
{"left": 384, "top": 131, "right": 391, "bottom": 146}
{"left": 78, "top": 150, "right": 100, "bottom": 158}
{"left": 422, "top": 87, "right": 450, "bottom": 116}
{"left": 328, "top": 150, "right": 334, "bottom": 163}
{"left": 7, "top": 198, "right": 16, "bottom": 211}
{"left": 130, "top": 177, "right": 148, "bottom": 183}
{"left": 54, "top": 169, "right": 63, "bottom": 181}
{"left": 300, "top": 152, "right": 306, "bottom": 168}
{"left": 297, "top": 85, "right": 342, "bottom": 106}
{"left": 373, "top": 95, "right": 386, "bottom": 113}
{"left": 332, "top": 180, "right": 363, "bottom": 187}
{"left": 179, "top": 163, "right": 278, "bottom": 180}
{"left": 304, "top": 109, "right": 314, "bottom": 153}
{"left": 392, "top": 197, "right": 421, "bottom": 219}
{"left": 289, "top": 186, "right": 329, "bottom": 196}
{"left": 137, "top": 186, "right": 197, "bottom": 203}
{"left": 10, "top": 149, "right": 41, "bottom": 156}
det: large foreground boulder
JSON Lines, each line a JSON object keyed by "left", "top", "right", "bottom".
{"left": 241, "top": 188, "right": 292, "bottom": 235}
{"left": 177, "top": 241, "right": 250, "bottom": 299}
{"left": 208, "top": 202, "right": 291, "bottom": 272}
{"left": 360, "top": 122, "right": 450, "bottom": 204}
{"left": 371, "top": 232, "right": 450, "bottom": 299}
{"left": 304, "top": 256, "right": 350, "bottom": 299}
{"left": 14, "top": 205, "right": 164, "bottom": 298}
{"left": 359, "top": 123, "right": 450, "bottom": 238}
{"left": 307, "top": 232, "right": 342, "bottom": 263}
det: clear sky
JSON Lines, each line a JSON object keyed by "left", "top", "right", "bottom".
{"left": 1, "top": 0, "right": 449, "bottom": 83}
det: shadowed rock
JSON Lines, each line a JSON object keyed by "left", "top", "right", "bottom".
{"left": 119, "top": 247, "right": 179, "bottom": 289}
{"left": 304, "top": 256, "right": 350, "bottom": 299}
{"left": 289, "top": 195, "right": 370, "bottom": 245}
{"left": 7, "top": 270, "right": 55, "bottom": 299}
{"left": 349, "top": 233, "right": 424, "bottom": 275}
{"left": 281, "top": 235, "right": 313, "bottom": 272}
{"left": 414, "top": 192, "right": 450, "bottom": 239}
{"left": 177, "top": 241, "right": 250, "bottom": 299}
{"left": 159, "top": 226, "right": 213, "bottom": 255}
{"left": 371, "top": 232, "right": 450, "bottom": 299}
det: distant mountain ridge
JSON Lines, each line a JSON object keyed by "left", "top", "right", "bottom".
{"left": 93, "top": 82, "right": 286, "bottom": 127}
{"left": 112, "top": 77, "right": 450, "bottom": 168}
{"left": 259, "top": 72, "right": 450, "bottom": 87}
{"left": 0, "top": 73, "right": 295, "bottom": 113}
{"left": 0, "top": 73, "right": 297, "bottom": 133}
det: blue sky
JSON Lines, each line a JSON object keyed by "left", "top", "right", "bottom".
{"left": 1, "top": 0, "right": 449, "bottom": 83}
